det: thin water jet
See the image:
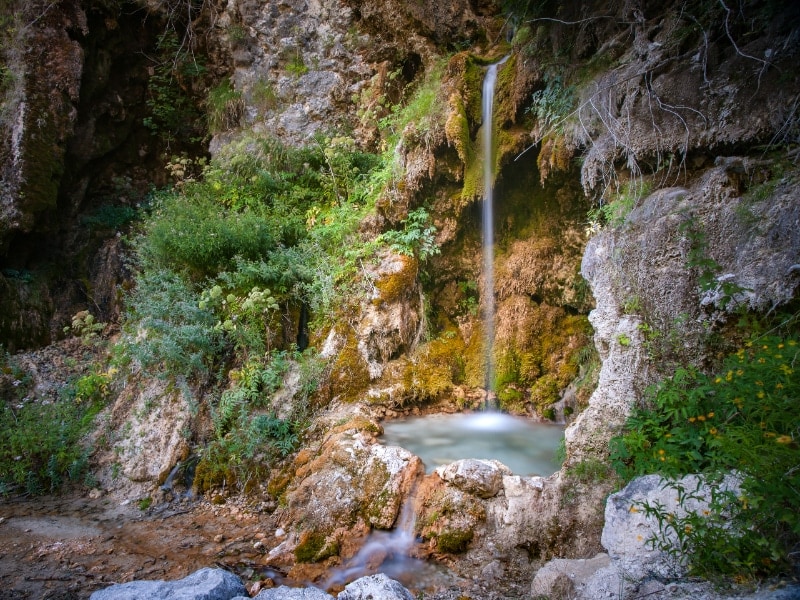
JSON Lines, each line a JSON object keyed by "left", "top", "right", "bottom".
{"left": 481, "top": 55, "right": 509, "bottom": 400}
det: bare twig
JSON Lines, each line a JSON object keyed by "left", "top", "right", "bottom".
{"left": 527, "top": 16, "right": 617, "bottom": 26}
{"left": 718, "top": 0, "right": 771, "bottom": 90}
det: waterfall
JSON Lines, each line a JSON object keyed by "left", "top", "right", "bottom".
{"left": 323, "top": 479, "right": 421, "bottom": 589}
{"left": 481, "top": 56, "right": 508, "bottom": 398}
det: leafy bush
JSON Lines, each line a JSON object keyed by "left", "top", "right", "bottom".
{"left": 379, "top": 207, "right": 440, "bottom": 261}
{"left": 142, "top": 31, "right": 205, "bottom": 144}
{"left": 610, "top": 336, "right": 800, "bottom": 579}
{"left": 142, "top": 191, "right": 280, "bottom": 280}
{"left": 121, "top": 267, "right": 222, "bottom": 378}
{"left": 527, "top": 74, "right": 575, "bottom": 134}
{"left": 0, "top": 386, "right": 105, "bottom": 495}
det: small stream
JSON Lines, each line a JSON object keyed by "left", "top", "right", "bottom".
{"left": 381, "top": 412, "right": 564, "bottom": 477}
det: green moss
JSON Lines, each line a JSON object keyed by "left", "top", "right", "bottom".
{"left": 330, "top": 329, "right": 370, "bottom": 402}
{"left": 437, "top": 528, "right": 473, "bottom": 553}
{"left": 294, "top": 531, "right": 329, "bottom": 563}
{"left": 397, "top": 331, "right": 466, "bottom": 404}
{"left": 374, "top": 255, "right": 418, "bottom": 306}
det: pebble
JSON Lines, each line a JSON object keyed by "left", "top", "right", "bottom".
{"left": 0, "top": 517, "right": 5, "bottom": 525}
{"left": 213, "top": 534, "right": 224, "bottom": 543}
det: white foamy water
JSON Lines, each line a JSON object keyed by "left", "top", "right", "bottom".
{"left": 381, "top": 412, "right": 564, "bottom": 477}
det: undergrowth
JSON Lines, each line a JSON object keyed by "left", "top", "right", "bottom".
{"left": 610, "top": 334, "right": 800, "bottom": 581}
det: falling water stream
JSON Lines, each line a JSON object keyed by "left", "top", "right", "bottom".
{"left": 482, "top": 55, "right": 509, "bottom": 395}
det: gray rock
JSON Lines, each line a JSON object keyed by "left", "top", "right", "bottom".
{"left": 602, "top": 473, "right": 741, "bottom": 579}
{"left": 249, "top": 586, "right": 334, "bottom": 599}
{"left": 435, "top": 458, "right": 510, "bottom": 498}
{"left": 337, "top": 573, "right": 414, "bottom": 600}
{"left": 531, "top": 553, "right": 611, "bottom": 598}
{"left": 89, "top": 567, "right": 247, "bottom": 600}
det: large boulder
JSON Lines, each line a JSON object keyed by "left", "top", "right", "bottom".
{"left": 89, "top": 567, "right": 246, "bottom": 600}
{"left": 435, "top": 458, "right": 510, "bottom": 498}
{"left": 337, "top": 573, "right": 414, "bottom": 600}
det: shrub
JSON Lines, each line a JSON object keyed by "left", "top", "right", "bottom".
{"left": 0, "top": 385, "right": 105, "bottom": 495}
{"left": 121, "top": 268, "right": 222, "bottom": 378}
{"left": 610, "top": 335, "right": 800, "bottom": 580}
{"left": 206, "top": 79, "right": 244, "bottom": 133}
{"left": 142, "top": 191, "right": 280, "bottom": 280}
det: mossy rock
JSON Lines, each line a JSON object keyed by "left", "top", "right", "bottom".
{"left": 374, "top": 255, "right": 418, "bottom": 306}
{"left": 294, "top": 530, "right": 339, "bottom": 563}
{"left": 436, "top": 528, "right": 474, "bottom": 553}
{"left": 330, "top": 331, "right": 370, "bottom": 402}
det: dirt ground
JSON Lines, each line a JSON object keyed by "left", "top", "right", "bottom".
{"left": 0, "top": 491, "right": 282, "bottom": 599}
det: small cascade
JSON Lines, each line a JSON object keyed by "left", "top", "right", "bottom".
{"left": 159, "top": 457, "right": 198, "bottom": 498}
{"left": 481, "top": 56, "right": 509, "bottom": 399}
{"left": 323, "top": 478, "right": 432, "bottom": 590}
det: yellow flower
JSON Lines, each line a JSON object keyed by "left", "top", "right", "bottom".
{"left": 762, "top": 344, "right": 769, "bottom": 350}
{"left": 689, "top": 417, "right": 697, "bottom": 423}
{"left": 714, "top": 376, "right": 722, "bottom": 384}
{"left": 776, "top": 435, "right": 793, "bottom": 444}
{"left": 778, "top": 343, "right": 785, "bottom": 349}
{"left": 698, "top": 415, "right": 706, "bottom": 422}
{"left": 755, "top": 380, "right": 763, "bottom": 386}
{"left": 765, "top": 432, "right": 777, "bottom": 438}
{"left": 757, "top": 391, "right": 765, "bottom": 399}
{"left": 776, "top": 383, "right": 784, "bottom": 389}
{"left": 707, "top": 412, "right": 715, "bottom": 418}
{"left": 684, "top": 524, "right": 693, "bottom": 533}
{"left": 789, "top": 340, "right": 797, "bottom": 346}
{"left": 629, "top": 506, "right": 639, "bottom": 513}
{"left": 709, "top": 427, "right": 718, "bottom": 435}
{"left": 658, "top": 449, "right": 666, "bottom": 455}
{"left": 736, "top": 369, "right": 744, "bottom": 376}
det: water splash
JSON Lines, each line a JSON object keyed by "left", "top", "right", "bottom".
{"left": 482, "top": 56, "right": 509, "bottom": 396}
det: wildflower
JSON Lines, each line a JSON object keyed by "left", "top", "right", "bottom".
{"left": 778, "top": 343, "right": 785, "bottom": 349}
{"left": 762, "top": 344, "right": 769, "bottom": 350}
{"left": 629, "top": 506, "right": 639, "bottom": 513}
{"left": 726, "top": 370, "right": 733, "bottom": 381}
{"left": 688, "top": 417, "right": 697, "bottom": 423}
{"left": 698, "top": 415, "right": 706, "bottom": 422}
{"left": 764, "top": 432, "right": 776, "bottom": 438}
{"left": 789, "top": 340, "right": 797, "bottom": 346}
{"left": 736, "top": 369, "right": 744, "bottom": 376}
{"left": 658, "top": 449, "right": 665, "bottom": 455}
{"left": 714, "top": 376, "right": 722, "bottom": 384}
{"left": 709, "top": 427, "right": 718, "bottom": 435}
{"left": 684, "top": 524, "right": 693, "bottom": 533}
{"left": 703, "top": 510, "right": 710, "bottom": 516}
{"left": 776, "top": 435, "right": 793, "bottom": 444}
{"left": 755, "top": 380, "right": 763, "bottom": 386}
{"left": 757, "top": 391, "right": 765, "bottom": 399}
{"left": 707, "top": 412, "right": 715, "bottom": 418}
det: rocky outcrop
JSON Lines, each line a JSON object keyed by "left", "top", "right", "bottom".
{"left": 89, "top": 567, "right": 247, "bottom": 600}
{"left": 531, "top": 474, "right": 800, "bottom": 600}
{"left": 0, "top": 0, "right": 206, "bottom": 349}
{"left": 272, "top": 419, "right": 422, "bottom": 564}
{"left": 90, "top": 568, "right": 416, "bottom": 600}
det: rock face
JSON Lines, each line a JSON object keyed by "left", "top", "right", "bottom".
{"left": 89, "top": 567, "right": 247, "bottom": 600}
{"left": 275, "top": 419, "right": 422, "bottom": 563}
{"left": 0, "top": 0, "right": 203, "bottom": 349}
